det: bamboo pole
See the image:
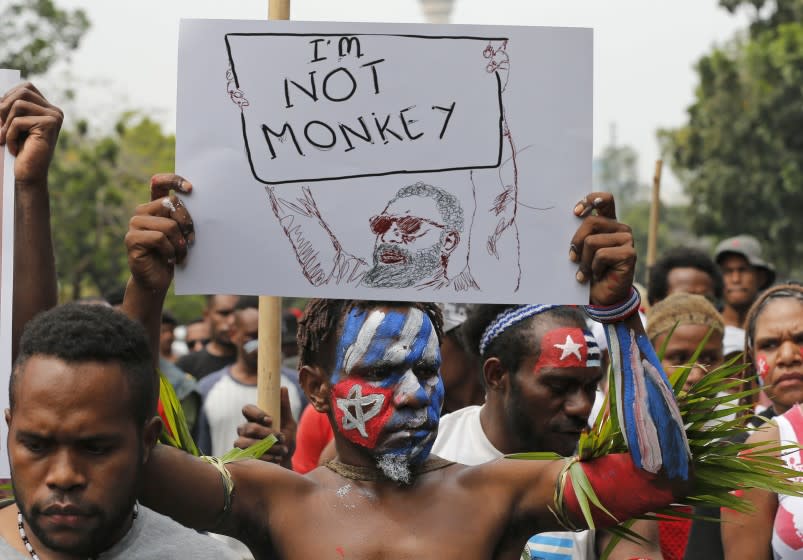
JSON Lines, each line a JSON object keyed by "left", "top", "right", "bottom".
{"left": 257, "top": 0, "right": 291, "bottom": 423}
{"left": 646, "top": 159, "right": 663, "bottom": 269}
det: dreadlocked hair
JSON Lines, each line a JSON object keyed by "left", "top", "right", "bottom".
{"left": 297, "top": 299, "right": 444, "bottom": 371}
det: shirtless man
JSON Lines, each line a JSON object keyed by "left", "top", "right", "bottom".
{"left": 122, "top": 175, "right": 689, "bottom": 559}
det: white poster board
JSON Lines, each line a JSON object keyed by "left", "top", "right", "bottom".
{"left": 176, "top": 20, "right": 592, "bottom": 304}
{"left": 0, "top": 69, "right": 19, "bottom": 478}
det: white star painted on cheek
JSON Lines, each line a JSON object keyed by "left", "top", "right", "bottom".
{"left": 554, "top": 334, "right": 583, "bottom": 361}
{"left": 336, "top": 385, "right": 385, "bottom": 437}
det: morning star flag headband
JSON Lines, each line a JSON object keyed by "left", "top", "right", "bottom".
{"left": 479, "top": 304, "right": 563, "bottom": 355}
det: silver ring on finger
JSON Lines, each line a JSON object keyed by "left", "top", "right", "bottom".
{"left": 161, "top": 197, "right": 177, "bottom": 213}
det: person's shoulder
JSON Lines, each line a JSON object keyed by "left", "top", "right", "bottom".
{"left": 175, "top": 350, "right": 201, "bottom": 371}
{"left": 132, "top": 506, "right": 240, "bottom": 558}
{"left": 438, "top": 405, "right": 482, "bottom": 432}
{"left": 746, "top": 417, "right": 780, "bottom": 445}
{"left": 197, "top": 367, "right": 228, "bottom": 395}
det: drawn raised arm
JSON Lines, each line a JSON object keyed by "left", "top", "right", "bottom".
{"left": 266, "top": 185, "right": 367, "bottom": 287}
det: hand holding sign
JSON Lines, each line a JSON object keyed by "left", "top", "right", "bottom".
{"left": 0, "top": 82, "right": 63, "bottom": 189}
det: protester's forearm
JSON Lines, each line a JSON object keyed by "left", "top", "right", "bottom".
{"left": 603, "top": 310, "right": 692, "bottom": 483}
{"left": 121, "top": 276, "right": 165, "bottom": 367}
{"left": 13, "top": 181, "right": 56, "bottom": 360}
{"left": 564, "top": 453, "right": 677, "bottom": 529}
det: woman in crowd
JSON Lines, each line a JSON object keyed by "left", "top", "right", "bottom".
{"left": 721, "top": 284, "right": 803, "bottom": 560}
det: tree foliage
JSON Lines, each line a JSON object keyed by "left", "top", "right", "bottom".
{"left": 0, "top": 0, "right": 90, "bottom": 76}
{"left": 660, "top": 3, "right": 803, "bottom": 279}
{"left": 49, "top": 115, "right": 207, "bottom": 322}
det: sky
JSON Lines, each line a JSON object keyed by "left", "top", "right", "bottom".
{"left": 45, "top": 0, "right": 753, "bottom": 200}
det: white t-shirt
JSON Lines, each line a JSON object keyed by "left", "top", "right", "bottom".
{"left": 433, "top": 405, "right": 595, "bottom": 560}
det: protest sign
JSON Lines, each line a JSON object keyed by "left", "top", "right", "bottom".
{"left": 176, "top": 20, "right": 592, "bottom": 304}
{"left": 0, "top": 69, "right": 19, "bottom": 477}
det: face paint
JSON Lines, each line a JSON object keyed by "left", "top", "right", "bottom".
{"left": 756, "top": 352, "right": 770, "bottom": 386}
{"left": 534, "top": 327, "right": 601, "bottom": 373}
{"left": 331, "top": 307, "right": 443, "bottom": 461}
{"left": 332, "top": 378, "right": 394, "bottom": 448}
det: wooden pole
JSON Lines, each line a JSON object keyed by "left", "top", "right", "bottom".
{"left": 257, "top": 0, "right": 290, "bottom": 422}
{"left": 646, "top": 159, "right": 663, "bottom": 269}
{"left": 269, "top": 0, "right": 290, "bottom": 20}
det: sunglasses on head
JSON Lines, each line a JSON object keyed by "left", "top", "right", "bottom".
{"left": 369, "top": 214, "right": 445, "bottom": 236}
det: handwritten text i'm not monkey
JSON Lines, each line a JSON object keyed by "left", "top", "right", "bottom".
{"left": 262, "top": 36, "right": 457, "bottom": 159}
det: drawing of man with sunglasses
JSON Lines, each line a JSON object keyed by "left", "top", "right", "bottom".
{"left": 267, "top": 181, "right": 478, "bottom": 291}
{"left": 362, "top": 182, "right": 468, "bottom": 290}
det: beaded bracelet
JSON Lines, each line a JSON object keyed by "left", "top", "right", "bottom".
{"left": 583, "top": 287, "right": 641, "bottom": 324}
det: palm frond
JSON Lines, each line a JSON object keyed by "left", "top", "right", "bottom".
{"left": 507, "top": 332, "right": 803, "bottom": 559}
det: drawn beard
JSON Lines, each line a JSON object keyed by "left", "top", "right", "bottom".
{"left": 363, "top": 242, "right": 442, "bottom": 288}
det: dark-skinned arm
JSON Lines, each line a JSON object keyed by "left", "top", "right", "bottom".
{"left": 122, "top": 174, "right": 311, "bottom": 542}
{"left": 476, "top": 193, "right": 689, "bottom": 534}
{"left": 121, "top": 173, "right": 193, "bottom": 365}
{"left": 0, "top": 83, "right": 62, "bottom": 360}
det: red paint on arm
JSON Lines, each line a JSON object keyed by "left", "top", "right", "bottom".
{"left": 563, "top": 453, "right": 676, "bottom": 528}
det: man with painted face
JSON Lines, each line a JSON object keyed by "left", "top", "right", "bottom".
{"left": 122, "top": 177, "right": 691, "bottom": 559}
{"left": 433, "top": 305, "right": 662, "bottom": 559}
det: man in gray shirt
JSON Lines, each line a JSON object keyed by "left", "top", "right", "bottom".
{"left": 0, "top": 303, "right": 238, "bottom": 559}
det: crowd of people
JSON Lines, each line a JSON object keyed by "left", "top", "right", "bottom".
{"left": 0, "top": 79, "right": 801, "bottom": 560}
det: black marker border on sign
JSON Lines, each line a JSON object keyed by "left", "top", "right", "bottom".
{"left": 224, "top": 32, "right": 507, "bottom": 185}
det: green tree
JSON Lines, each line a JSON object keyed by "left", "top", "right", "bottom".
{"left": 0, "top": 0, "right": 90, "bottom": 76}
{"left": 660, "top": 4, "right": 803, "bottom": 279}
{"left": 50, "top": 116, "right": 170, "bottom": 298}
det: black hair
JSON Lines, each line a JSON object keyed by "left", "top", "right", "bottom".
{"left": 161, "top": 310, "right": 178, "bottom": 326}
{"left": 461, "top": 304, "right": 588, "bottom": 376}
{"left": 234, "top": 295, "right": 260, "bottom": 312}
{"left": 103, "top": 286, "right": 127, "bottom": 307}
{"left": 298, "top": 299, "right": 443, "bottom": 373}
{"left": 745, "top": 284, "right": 803, "bottom": 354}
{"left": 282, "top": 310, "right": 299, "bottom": 346}
{"left": 647, "top": 246, "right": 724, "bottom": 305}
{"left": 11, "top": 303, "right": 157, "bottom": 428}
{"left": 186, "top": 316, "right": 205, "bottom": 326}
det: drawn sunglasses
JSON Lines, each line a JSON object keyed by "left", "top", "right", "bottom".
{"left": 369, "top": 214, "right": 445, "bottom": 236}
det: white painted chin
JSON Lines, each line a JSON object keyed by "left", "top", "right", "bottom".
{"left": 374, "top": 431, "right": 436, "bottom": 485}
{"left": 376, "top": 454, "right": 413, "bottom": 485}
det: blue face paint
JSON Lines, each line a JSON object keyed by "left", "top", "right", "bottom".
{"left": 331, "top": 306, "right": 442, "bottom": 463}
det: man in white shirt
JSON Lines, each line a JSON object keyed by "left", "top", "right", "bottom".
{"left": 433, "top": 304, "right": 662, "bottom": 560}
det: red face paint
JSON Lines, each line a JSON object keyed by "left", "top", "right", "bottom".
{"left": 756, "top": 352, "right": 770, "bottom": 385}
{"left": 331, "top": 378, "right": 394, "bottom": 449}
{"left": 535, "top": 327, "right": 598, "bottom": 372}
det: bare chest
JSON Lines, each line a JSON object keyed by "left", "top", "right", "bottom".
{"left": 262, "top": 479, "right": 513, "bottom": 560}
